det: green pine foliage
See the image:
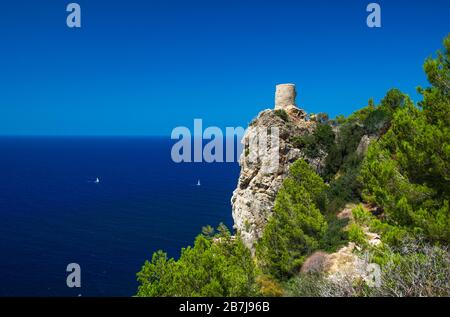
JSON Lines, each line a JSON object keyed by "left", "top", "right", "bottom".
{"left": 360, "top": 35, "right": 450, "bottom": 243}
{"left": 274, "top": 109, "right": 289, "bottom": 121}
{"left": 136, "top": 224, "right": 258, "bottom": 297}
{"left": 292, "top": 122, "right": 335, "bottom": 158}
{"left": 136, "top": 35, "right": 450, "bottom": 297}
{"left": 255, "top": 160, "right": 329, "bottom": 280}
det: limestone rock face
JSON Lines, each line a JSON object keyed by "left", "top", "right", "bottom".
{"left": 356, "top": 135, "right": 376, "bottom": 157}
{"left": 301, "top": 243, "right": 378, "bottom": 289}
{"left": 231, "top": 85, "right": 317, "bottom": 252}
{"left": 284, "top": 105, "right": 307, "bottom": 124}
{"left": 316, "top": 204, "right": 382, "bottom": 285}
{"left": 323, "top": 243, "right": 370, "bottom": 283}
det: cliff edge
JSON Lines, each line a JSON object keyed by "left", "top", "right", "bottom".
{"left": 231, "top": 84, "right": 322, "bottom": 252}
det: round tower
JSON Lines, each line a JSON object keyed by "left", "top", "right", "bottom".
{"left": 275, "top": 83, "right": 297, "bottom": 110}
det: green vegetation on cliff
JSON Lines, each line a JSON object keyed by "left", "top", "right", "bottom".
{"left": 137, "top": 224, "right": 258, "bottom": 297}
{"left": 136, "top": 35, "right": 450, "bottom": 297}
{"left": 256, "top": 160, "right": 328, "bottom": 280}
{"left": 359, "top": 36, "right": 450, "bottom": 242}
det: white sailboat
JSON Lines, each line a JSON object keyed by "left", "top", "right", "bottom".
{"left": 94, "top": 177, "right": 100, "bottom": 184}
{"left": 196, "top": 179, "right": 201, "bottom": 186}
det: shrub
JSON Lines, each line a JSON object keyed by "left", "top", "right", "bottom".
{"left": 285, "top": 273, "right": 367, "bottom": 297}
{"left": 320, "top": 216, "right": 349, "bottom": 252}
{"left": 256, "top": 275, "right": 284, "bottom": 297}
{"left": 360, "top": 107, "right": 450, "bottom": 242}
{"left": 274, "top": 109, "right": 289, "bottom": 121}
{"left": 348, "top": 223, "right": 367, "bottom": 246}
{"left": 314, "top": 124, "right": 335, "bottom": 151}
{"left": 292, "top": 134, "right": 318, "bottom": 157}
{"left": 379, "top": 88, "right": 407, "bottom": 114}
{"left": 359, "top": 36, "right": 450, "bottom": 243}
{"left": 292, "top": 122, "right": 335, "bottom": 159}
{"left": 300, "top": 251, "right": 328, "bottom": 274}
{"left": 285, "top": 273, "right": 325, "bottom": 297}
{"left": 333, "top": 114, "right": 346, "bottom": 125}
{"left": 325, "top": 166, "right": 362, "bottom": 213}
{"left": 136, "top": 224, "right": 258, "bottom": 297}
{"left": 370, "top": 241, "right": 450, "bottom": 297}
{"left": 287, "top": 240, "right": 450, "bottom": 297}
{"left": 363, "top": 108, "right": 390, "bottom": 135}
{"left": 323, "top": 119, "right": 365, "bottom": 180}
{"left": 256, "top": 160, "right": 328, "bottom": 280}
{"left": 316, "top": 112, "right": 330, "bottom": 124}
{"left": 352, "top": 204, "right": 373, "bottom": 225}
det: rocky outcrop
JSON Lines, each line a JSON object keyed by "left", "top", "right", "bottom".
{"left": 322, "top": 243, "right": 372, "bottom": 283}
{"left": 305, "top": 204, "right": 382, "bottom": 284}
{"left": 356, "top": 135, "right": 376, "bottom": 157}
{"left": 231, "top": 84, "right": 317, "bottom": 252}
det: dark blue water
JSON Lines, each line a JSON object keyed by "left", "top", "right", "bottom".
{"left": 0, "top": 137, "right": 239, "bottom": 296}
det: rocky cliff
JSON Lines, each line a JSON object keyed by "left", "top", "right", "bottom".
{"left": 231, "top": 84, "right": 323, "bottom": 252}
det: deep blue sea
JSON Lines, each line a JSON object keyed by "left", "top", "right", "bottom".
{"left": 0, "top": 137, "right": 239, "bottom": 296}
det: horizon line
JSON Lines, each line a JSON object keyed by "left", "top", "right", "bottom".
{"left": 0, "top": 134, "right": 171, "bottom": 138}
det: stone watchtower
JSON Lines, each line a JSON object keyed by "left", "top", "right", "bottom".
{"left": 275, "top": 83, "right": 297, "bottom": 110}
{"left": 274, "top": 83, "right": 306, "bottom": 120}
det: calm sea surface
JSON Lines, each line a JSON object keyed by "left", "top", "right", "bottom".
{"left": 0, "top": 137, "right": 239, "bottom": 296}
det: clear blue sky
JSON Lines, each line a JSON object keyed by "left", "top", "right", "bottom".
{"left": 0, "top": 0, "right": 449, "bottom": 135}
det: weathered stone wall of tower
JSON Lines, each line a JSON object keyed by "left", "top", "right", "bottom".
{"left": 275, "top": 83, "right": 297, "bottom": 111}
